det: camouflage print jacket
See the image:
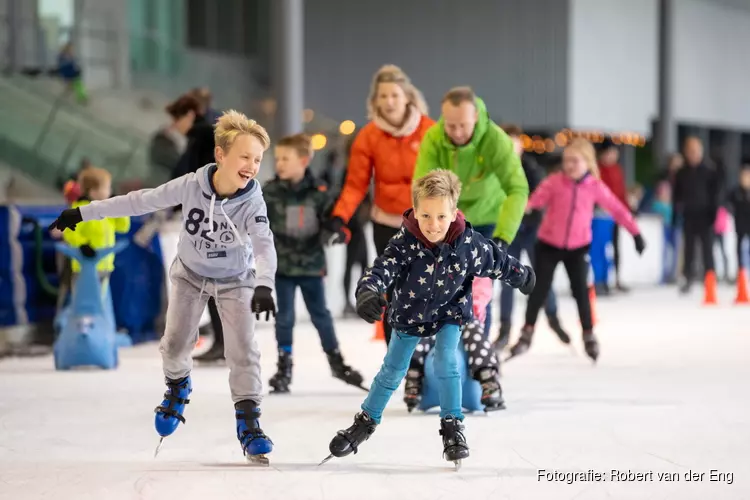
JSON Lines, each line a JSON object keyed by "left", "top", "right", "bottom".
{"left": 263, "top": 171, "right": 335, "bottom": 277}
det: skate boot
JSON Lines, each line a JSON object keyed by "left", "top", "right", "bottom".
{"left": 582, "top": 330, "right": 600, "bottom": 363}
{"left": 268, "top": 349, "right": 292, "bottom": 394}
{"left": 506, "top": 326, "right": 534, "bottom": 361}
{"left": 236, "top": 400, "right": 273, "bottom": 465}
{"left": 403, "top": 368, "right": 423, "bottom": 412}
{"left": 440, "top": 416, "right": 469, "bottom": 470}
{"left": 326, "top": 349, "right": 367, "bottom": 391}
{"left": 477, "top": 367, "right": 505, "bottom": 412}
{"left": 325, "top": 411, "right": 378, "bottom": 461}
{"left": 153, "top": 376, "right": 191, "bottom": 456}
{"left": 193, "top": 339, "right": 225, "bottom": 363}
{"left": 493, "top": 321, "right": 511, "bottom": 351}
{"left": 547, "top": 315, "right": 571, "bottom": 344}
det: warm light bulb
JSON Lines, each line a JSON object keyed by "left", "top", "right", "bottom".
{"left": 339, "top": 120, "right": 356, "bottom": 135}
{"left": 311, "top": 134, "right": 327, "bottom": 150}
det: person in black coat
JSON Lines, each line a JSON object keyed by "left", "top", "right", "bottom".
{"left": 672, "top": 137, "right": 720, "bottom": 294}
{"left": 728, "top": 164, "right": 750, "bottom": 272}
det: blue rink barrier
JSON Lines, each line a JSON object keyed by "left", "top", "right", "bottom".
{"left": 0, "top": 205, "right": 164, "bottom": 344}
{"left": 590, "top": 214, "right": 614, "bottom": 285}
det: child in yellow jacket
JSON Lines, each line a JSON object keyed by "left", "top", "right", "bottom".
{"left": 62, "top": 167, "right": 130, "bottom": 284}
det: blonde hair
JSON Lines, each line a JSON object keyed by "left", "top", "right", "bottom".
{"left": 214, "top": 109, "right": 270, "bottom": 152}
{"left": 412, "top": 170, "right": 462, "bottom": 209}
{"left": 367, "top": 64, "right": 428, "bottom": 119}
{"left": 276, "top": 133, "right": 313, "bottom": 158}
{"left": 78, "top": 167, "right": 111, "bottom": 194}
{"left": 565, "top": 138, "right": 600, "bottom": 179}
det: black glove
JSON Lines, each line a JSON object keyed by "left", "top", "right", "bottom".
{"left": 80, "top": 244, "right": 96, "bottom": 258}
{"left": 323, "top": 217, "right": 350, "bottom": 245}
{"left": 519, "top": 265, "right": 536, "bottom": 295}
{"left": 251, "top": 286, "right": 276, "bottom": 321}
{"left": 355, "top": 289, "right": 387, "bottom": 324}
{"left": 633, "top": 234, "right": 646, "bottom": 255}
{"left": 492, "top": 238, "right": 509, "bottom": 252}
{"left": 48, "top": 208, "right": 83, "bottom": 232}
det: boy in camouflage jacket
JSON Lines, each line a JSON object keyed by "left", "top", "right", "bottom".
{"left": 263, "top": 134, "right": 366, "bottom": 393}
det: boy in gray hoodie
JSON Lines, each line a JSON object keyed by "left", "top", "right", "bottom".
{"left": 49, "top": 110, "right": 277, "bottom": 464}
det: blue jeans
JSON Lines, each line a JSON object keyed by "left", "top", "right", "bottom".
{"left": 500, "top": 224, "right": 557, "bottom": 323}
{"left": 472, "top": 224, "right": 495, "bottom": 337}
{"left": 362, "top": 324, "right": 463, "bottom": 423}
{"left": 661, "top": 225, "right": 678, "bottom": 283}
{"left": 275, "top": 275, "right": 338, "bottom": 352}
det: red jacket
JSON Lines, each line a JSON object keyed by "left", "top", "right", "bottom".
{"left": 598, "top": 162, "right": 628, "bottom": 206}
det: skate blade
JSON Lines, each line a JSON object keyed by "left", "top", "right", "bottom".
{"left": 356, "top": 384, "right": 370, "bottom": 393}
{"left": 246, "top": 454, "right": 269, "bottom": 466}
{"left": 318, "top": 454, "right": 334, "bottom": 466}
{"left": 154, "top": 437, "right": 165, "bottom": 458}
{"left": 453, "top": 459, "right": 462, "bottom": 471}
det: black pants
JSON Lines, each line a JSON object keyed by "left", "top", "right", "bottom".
{"left": 682, "top": 215, "right": 714, "bottom": 282}
{"left": 737, "top": 231, "right": 750, "bottom": 270}
{"left": 612, "top": 224, "right": 621, "bottom": 280}
{"left": 525, "top": 242, "right": 593, "bottom": 331}
{"left": 372, "top": 222, "right": 400, "bottom": 345}
{"left": 207, "top": 296, "right": 224, "bottom": 345}
{"left": 344, "top": 217, "right": 368, "bottom": 307}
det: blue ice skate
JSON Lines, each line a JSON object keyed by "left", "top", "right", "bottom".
{"left": 235, "top": 400, "right": 273, "bottom": 465}
{"left": 153, "top": 375, "right": 192, "bottom": 457}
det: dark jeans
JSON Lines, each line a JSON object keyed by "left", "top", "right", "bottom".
{"left": 499, "top": 224, "right": 557, "bottom": 324}
{"left": 472, "top": 224, "right": 496, "bottom": 338}
{"left": 682, "top": 214, "right": 714, "bottom": 283}
{"left": 737, "top": 231, "right": 750, "bottom": 270}
{"left": 344, "top": 217, "right": 368, "bottom": 308}
{"left": 372, "top": 223, "right": 400, "bottom": 345}
{"left": 275, "top": 275, "right": 338, "bottom": 352}
{"left": 525, "top": 242, "right": 593, "bottom": 331}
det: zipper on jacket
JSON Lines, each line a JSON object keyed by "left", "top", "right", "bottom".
{"left": 563, "top": 182, "right": 579, "bottom": 249}
{"left": 421, "top": 249, "right": 441, "bottom": 321}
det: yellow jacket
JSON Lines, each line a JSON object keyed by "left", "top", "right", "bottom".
{"left": 63, "top": 199, "right": 131, "bottom": 272}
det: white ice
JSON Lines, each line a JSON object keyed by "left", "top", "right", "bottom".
{"left": 1, "top": 287, "right": 749, "bottom": 500}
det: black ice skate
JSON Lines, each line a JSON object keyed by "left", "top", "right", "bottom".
{"left": 268, "top": 349, "right": 292, "bottom": 394}
{"left": 320, "top": 411, "right": 378, "bottom": 465}
{"left": 582, "top": 331, "right": 600, "bottom": 363}
{"left": 326, "top": 349, "right": 368, "bottom": 392}
{"left": 192, "top": 339, "right": 225, "bottom": 364}
{"left": 547, "top": 315, "right": 571, "bottom": 344}
{"left": 492, "top": 321, "right": 511, "bottom": 351}
{"left": 403, "top": 368, "right": 423, "bottom": 412}
{"left": 477, "top": 367, "right": 505, "bottom": 412}
{"left": 440, "top": 416, "right": 470, "bottom": 470}
{"left": 505, "top": 326, "right": 534, "bottom": 361}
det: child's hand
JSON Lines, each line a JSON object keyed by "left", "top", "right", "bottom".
{"left": 519, "top": 265, "right": 536, "bottom": 295}
{"left": 49, "top": 228, "right": 63, "bottom": 240}
{"left": 355, "top": 289, "right": 387, "bottom": 323}
{"left": 323, "top": 217, "right": 350, "bottom": 245}
{"left": 251, "top": 286, "right": 276, "bottom": 321}
{"left": 49, "top": 208, "right": 82, "bottom": 232}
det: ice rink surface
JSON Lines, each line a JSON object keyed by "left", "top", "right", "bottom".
{"left": 1, "top": 287, "right": 749, "bottom": 500}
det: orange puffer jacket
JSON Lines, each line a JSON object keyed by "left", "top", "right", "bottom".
{"left": 333, "top": 114, "right": 434, "bottom": 227}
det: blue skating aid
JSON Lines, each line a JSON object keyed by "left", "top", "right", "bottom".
{"left": 52, "top": 241, "right": 129, "bottom": 371}
{"left": 236, "top": 401, "right": 273, "bottom": 465}
{"left": 419, "top": 345, "right": 483, "bottom": 413}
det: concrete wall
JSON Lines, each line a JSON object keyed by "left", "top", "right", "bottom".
{"left": 672, "top": 0, "right": 750, "bottom": 129}
{"left": 567, "top": 0, "right": 658, "bottom": 134}
{"left": 304, "top": 0, "right": 569, "bottom": 128}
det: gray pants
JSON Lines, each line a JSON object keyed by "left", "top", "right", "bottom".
{"left": 161, "top": 258, "right": 263, "bottom": 404}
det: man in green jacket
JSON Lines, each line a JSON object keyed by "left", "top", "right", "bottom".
{"left": 413, "top": 86, "right": 529, "bottom": 335}
{"left": 413, "top": 86, "right": 528, "bottom": 245}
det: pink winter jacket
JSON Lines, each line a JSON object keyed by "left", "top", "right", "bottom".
{"left": 528, "top": 172, "right": 640, "bottom": 250}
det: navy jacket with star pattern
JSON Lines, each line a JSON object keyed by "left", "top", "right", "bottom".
{"left": 356, "top": 209, "right": 529, "bottom": 338}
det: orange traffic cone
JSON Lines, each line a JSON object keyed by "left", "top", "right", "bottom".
{"left": 703, "top": 270, "right": 718, "bottom": 305}
{"left": 735, "top": 268, "right": 749, "bottom": 304}
{"left": 588, "top": 285, "right": 597, "bottom": 326}
{"left": 371, "top": 319, "right": 385, "bottom": 341}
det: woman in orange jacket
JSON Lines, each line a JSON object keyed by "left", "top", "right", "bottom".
{"left": 330, "top": 65, "right": 434, "bottom": 343}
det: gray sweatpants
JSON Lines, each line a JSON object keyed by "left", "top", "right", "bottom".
{"left": 161, "top": 258, "right": 263, "bottom": 404}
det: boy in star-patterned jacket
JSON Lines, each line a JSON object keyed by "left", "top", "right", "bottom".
{"left": 324, "top": 170, "right": 535, "bottom": 467}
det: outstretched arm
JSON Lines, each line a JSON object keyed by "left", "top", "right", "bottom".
{"left": 246, "top": 200, "right": 277, "bottom": 291}
{"left": 80, "top": 175, "right": 191, "bottom": 221}
{"left": 469, "top": 231, "right": 530, "bottom": 289}
{"left": 356, "top": 227, "right": 408, "bottom": 295}
{"left": 490, "top": 128, "right": 529, "bottom": 243}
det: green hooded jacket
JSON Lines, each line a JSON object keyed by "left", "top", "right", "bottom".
{"left": 413, "top": 97, "right": 528, "bottom": 243}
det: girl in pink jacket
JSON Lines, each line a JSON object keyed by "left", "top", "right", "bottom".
{"left": 508, "top": 139, "right": 646, "bottom": 363}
